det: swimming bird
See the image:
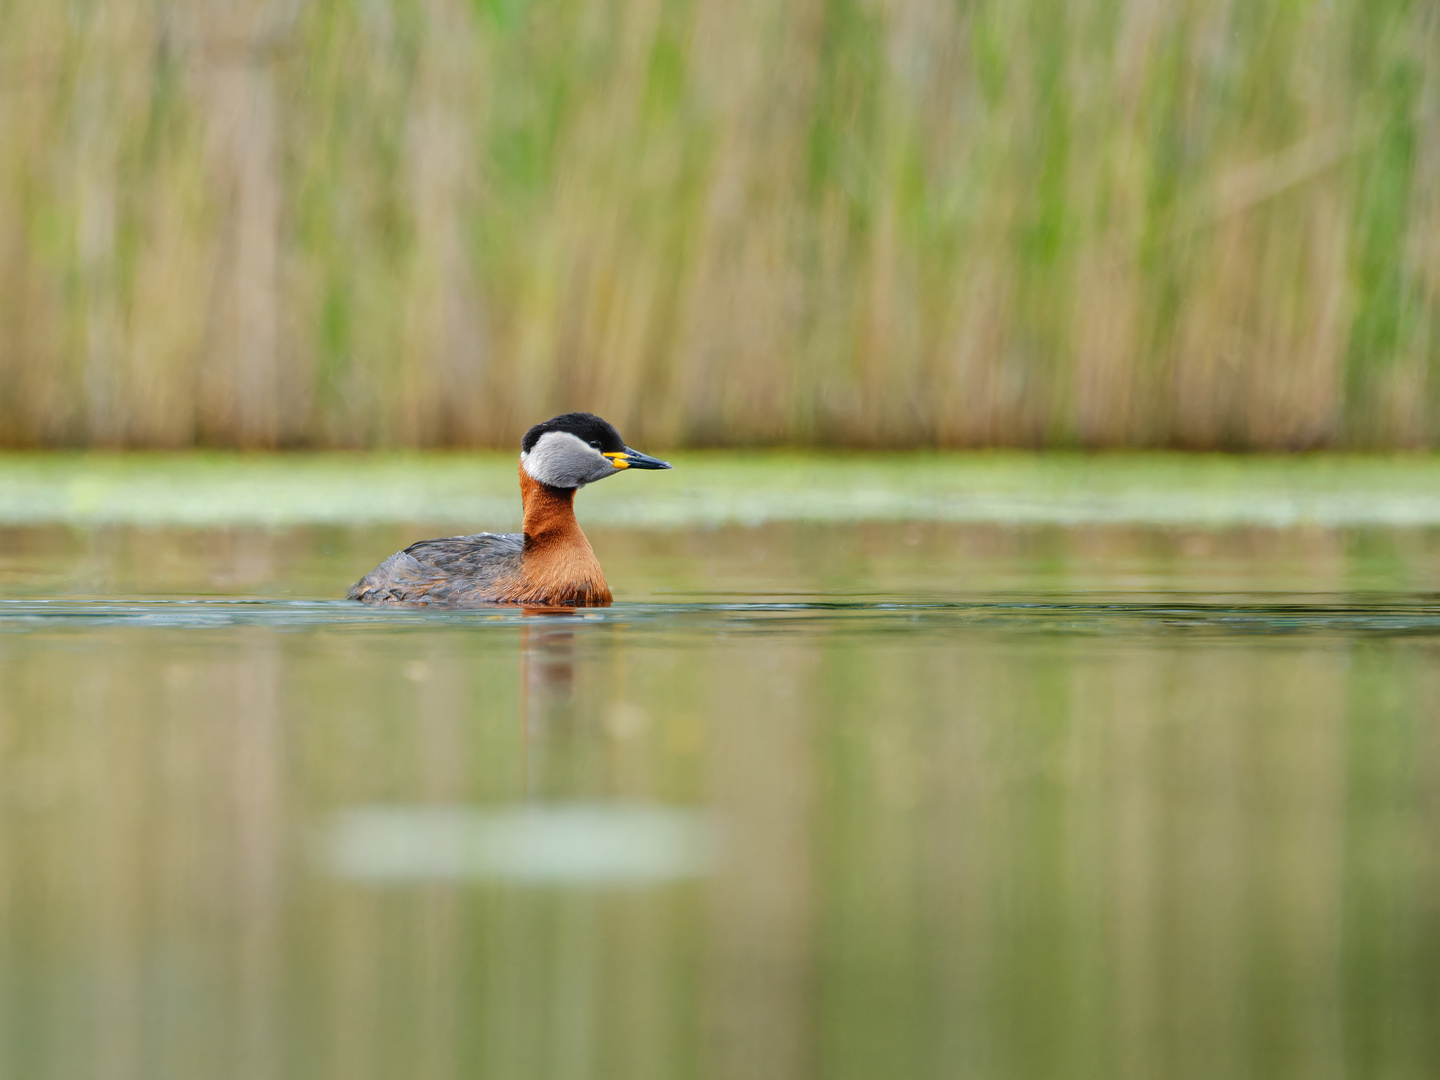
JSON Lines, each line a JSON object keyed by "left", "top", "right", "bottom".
{"left": 348, "top": 412, "right": 671, "bottom": 607}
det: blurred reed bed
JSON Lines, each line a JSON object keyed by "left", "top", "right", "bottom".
{"left": 0, "top": 0, "right": 1437, "bottom": 449}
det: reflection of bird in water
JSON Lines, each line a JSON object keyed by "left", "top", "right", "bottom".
{"left": 518, "top": 623, "right": 576, "bottom": 797}
{"left": 348, "top": 412, "right": 671, "bottom": 606}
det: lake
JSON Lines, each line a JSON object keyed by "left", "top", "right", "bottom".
{"left": 2, "top": 453, "right": 1439, "bottom": 1079}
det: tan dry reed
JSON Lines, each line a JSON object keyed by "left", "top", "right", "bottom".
{"left": 0, "top": 0, "right": 1437, "bottom": 449}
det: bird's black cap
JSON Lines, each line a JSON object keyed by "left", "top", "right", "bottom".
{"left": 522, "top": 412, "right": 626, "bottom": 454}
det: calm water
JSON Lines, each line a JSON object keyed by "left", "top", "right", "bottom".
{"left": 2, "top": 518, "right": 1439, "bottom": 1080}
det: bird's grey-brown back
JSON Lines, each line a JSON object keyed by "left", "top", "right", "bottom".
{"left": 347, "top": 532, "right": 523, "bottom": 605}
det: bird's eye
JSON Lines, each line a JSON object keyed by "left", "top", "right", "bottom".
{"left": 590, "top": 440, "right": 602, "bottom": 449}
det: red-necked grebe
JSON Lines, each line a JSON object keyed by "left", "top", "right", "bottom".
{"left": 348, "top": 412, "right": 671, "bottom": 606}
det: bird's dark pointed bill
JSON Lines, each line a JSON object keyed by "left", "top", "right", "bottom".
{"left": 619, "top": 447, "right": 671, "bottom": 470}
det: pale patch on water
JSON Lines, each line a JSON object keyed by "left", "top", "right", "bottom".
{"left": 8, "top": 451, "right": 1440, "bottom": 527}
{"left": 322, "top": 803, "right": 715, "bottom": 885}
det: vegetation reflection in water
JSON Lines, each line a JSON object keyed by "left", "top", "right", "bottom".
{"left": 1, "top": 513, "right": 1439, "bottom": 1079}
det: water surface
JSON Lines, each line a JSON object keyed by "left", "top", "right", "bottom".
{"left": 2, "top": 468, "right": 1439, "bottom": 1079}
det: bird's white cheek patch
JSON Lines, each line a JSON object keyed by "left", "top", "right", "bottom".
{"left": 521, "top": 431, "right": 608, "bottom": 488}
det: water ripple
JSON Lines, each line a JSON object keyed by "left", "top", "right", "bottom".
{"left": 3, "top": 595, "right": 1440, "bottom": 637}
